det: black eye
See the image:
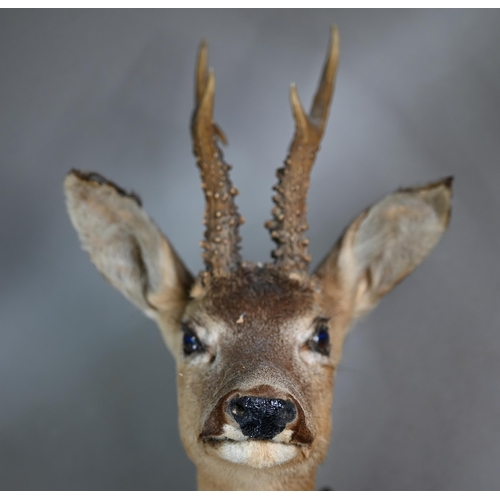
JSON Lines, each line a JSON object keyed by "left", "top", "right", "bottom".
{"left": 182, "top": 324, "right": 204, "bottom": 356}
{"left": 308, "top": 326, "right": 330, "bottom": 356}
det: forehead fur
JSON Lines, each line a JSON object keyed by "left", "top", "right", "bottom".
{"left": 203, "top": 265, "right": 315, "bottom": 325}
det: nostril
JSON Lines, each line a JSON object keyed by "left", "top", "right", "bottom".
{"left": 228, "top": 396, "right": 297, "bottom": 440}
{"left": 280, "top": 400, "right": 297, "bottom": 424}
{"left": 230, "top": 400, "right": 246, "bottom": 418}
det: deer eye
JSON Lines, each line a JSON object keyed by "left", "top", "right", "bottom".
{"left": 182, "top": 324, "right": 204, "bottom": 356}
{"left": 308, "top": 325, "right": 330, "bottom": 356}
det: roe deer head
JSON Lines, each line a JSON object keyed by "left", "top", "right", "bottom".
{"left": 64, "top": 26, "right": 452, "bottom": 490}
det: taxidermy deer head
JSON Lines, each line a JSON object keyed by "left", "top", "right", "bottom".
{"left": 64, "top": 26, "right": 452, "bottom": 490}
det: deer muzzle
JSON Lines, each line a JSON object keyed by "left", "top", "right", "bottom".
{"left": 199, "top": 385, "right": 314, "bottom": 468}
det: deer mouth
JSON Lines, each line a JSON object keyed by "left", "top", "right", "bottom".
{"left": 202, "top": 434, "right": 308, "bottom": 469}
{"left": 201, "top": 424, "right": 312, "bottom": 468}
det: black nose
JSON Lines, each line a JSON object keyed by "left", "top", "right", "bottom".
{"left": 228, "top": 396, "right": 297, "bottom": 440}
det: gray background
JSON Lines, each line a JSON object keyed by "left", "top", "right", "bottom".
{"left": 1, "top": 9, "right": 499, "bottom": 490}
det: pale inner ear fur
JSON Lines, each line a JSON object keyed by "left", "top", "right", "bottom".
{"left": 315, "top": 178, "right": 452, "bottom": 318}
{"left": 64, "top": 170, "right": 193, "bottom": 321}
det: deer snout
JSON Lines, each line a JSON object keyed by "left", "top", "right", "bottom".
{"left": 200, "top": 386, "right": 314, "bottom": 448}
{"left": 228, "top": 396, "right": 297, "bottom": 440}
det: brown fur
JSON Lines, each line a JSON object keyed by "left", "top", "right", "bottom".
{"left": 205, "top": 265, "right": 315, "bottom": 324}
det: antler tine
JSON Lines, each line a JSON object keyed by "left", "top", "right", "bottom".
{"left": 191, "top": 40, "right": 243, "bottom": 277}
{"left": 266, "top": 26, "right": 340, "bottom": 276}
{"left": 195, "top": 40, "right": 209, "bottom": 105}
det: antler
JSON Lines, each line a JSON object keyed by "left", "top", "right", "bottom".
{"left": 266, "top": 26, "right": 340, "bottom": 276}
{"left": 191, "top": 40, "right": 243, "bottom": 277}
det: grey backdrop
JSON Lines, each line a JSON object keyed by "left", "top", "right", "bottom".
{"left": 1, "top": 9, "right": 500, "bottom": 490}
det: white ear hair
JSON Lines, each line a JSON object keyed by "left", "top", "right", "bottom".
{"left": 315, "top": 177, "right": 452, "bottom": 318}
{"left": 64, "top": 170, "right": 193, "bottom": 319}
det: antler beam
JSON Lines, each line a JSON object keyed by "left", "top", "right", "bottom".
{"left": 266, "top": 25, "right": 340, "bottom": 275}
{"left": 191, "top": 41, "right": 243, "bottom": 277}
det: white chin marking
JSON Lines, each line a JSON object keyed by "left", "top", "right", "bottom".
{"left": 217, "top": 440, "right": 298, "bottom": 468}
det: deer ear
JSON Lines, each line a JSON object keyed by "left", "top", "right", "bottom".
{"left": 314, "top": 178, "right": 453, "bottom": 318}
{"left": 64, "top": 170, "right": 194, "bottom": 321}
